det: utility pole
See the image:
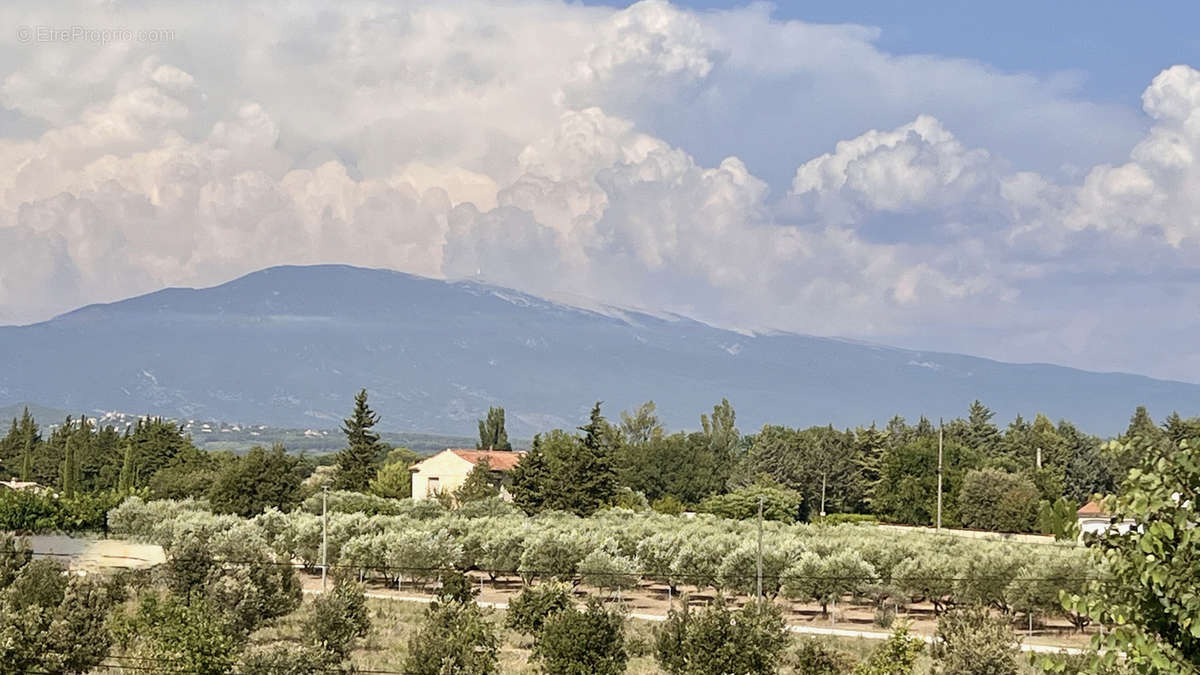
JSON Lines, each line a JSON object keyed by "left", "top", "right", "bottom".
{"left": 820, "top": 472, "right": 827, "bottom": 518}
{"left": 1036, "top": 446, "right": 1042, "bottom": 470}
{"left": 936, "top": 419, "right": 944, "bottom": 531}
{"left": 321, "top": 484, "right": 329, "bottom": 592}
{"left": 756, "top": 496, "right": 764, "bottom": 600}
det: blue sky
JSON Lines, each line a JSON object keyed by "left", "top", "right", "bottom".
{"left": 2, "top": 0, "right": 1200, "bottom": 381}
{"left": 586, "top": 0, "right": 1200, "bottom": 106}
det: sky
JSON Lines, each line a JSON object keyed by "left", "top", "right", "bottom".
{"left": 1, "top": 1, "right": 1199, "bottom": 381}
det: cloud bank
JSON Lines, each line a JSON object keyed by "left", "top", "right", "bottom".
{"left": 1, "top": 0, "right": 1198, "bottom": 380}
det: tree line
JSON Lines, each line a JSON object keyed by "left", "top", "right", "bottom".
{"left": 3, "top": 391, "right": 1197, "bottom": 534}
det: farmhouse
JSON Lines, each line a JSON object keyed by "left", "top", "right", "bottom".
{"left": 409, "top": 449, "right": 525, "bottom": 500}
{"left": 1076, "top": 499, "right": 1136, "bottom": 537}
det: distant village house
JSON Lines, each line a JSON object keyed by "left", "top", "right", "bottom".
{"left": 0, "top": 478, "right": 46, "bottom": 494}
{"left": 1076, "top": 499, "right": 1136, "bottom": 537}
{"left": 409, "top": 449, "right": 525, "bottom": 500}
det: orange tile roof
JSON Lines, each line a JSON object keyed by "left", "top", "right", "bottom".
{"left": 1076, "top": 499, "right": 1107, "bottom": 517}
{"left": 449, "top": 449, "right": 525, "bottom": 471}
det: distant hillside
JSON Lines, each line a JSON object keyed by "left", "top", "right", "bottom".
{"left": 2, "top": 264, "right": 1199, "bottom": 437}
{"left": 0, "top": 403, "right": 71, "bottom": 426}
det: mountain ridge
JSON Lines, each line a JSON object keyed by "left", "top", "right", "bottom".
{"left": 1, "top": 264, "right": 1197, "bottom": 437}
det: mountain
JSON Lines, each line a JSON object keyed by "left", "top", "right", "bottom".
{"left": 1, "top": 264, "right": 1198, "bottom": 437}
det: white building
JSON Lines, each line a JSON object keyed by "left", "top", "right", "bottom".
{"left": 1077, "top": 499, "right": 1136, "bottom": 537}
{"left": 409, "top": 449, "right": 525, "bottom": 500}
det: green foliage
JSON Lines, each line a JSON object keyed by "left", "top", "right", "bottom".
{"left": 237, "top": 642, "right": 330, "bottom": 675}
{"left": 506, "top": 583, "right": 573, "bottom": 636}
{"left": 874, "top": 434, "right": 978, "bottom": 526}
{"left": 579, "top": 544, "right": 640, "bottom": 594}
{"left": 122, "top": 592, "right": 243, "bottom": 675}
{"left": 618, "top": 429, "right": 732, "bottom": 505}
{"left": 933, "top": 607, "right": 1020, "bottom": 675}
{"left": 0, "top": 559, "right": 118, "bottom": 674}
{"left": 534, "top": 596, "right": 628, "bottom": 675}
{"left": 477, "top": 406, "right": 512, "bottom": 450}
{"left": 655, "top": 598, "right": 788, "bottom": 675}
{"left": 735, "top": 424, "right": 866, "bottom": 518}
{"left": 699, "top": 482, "right": 803, "bottom": 523}
{"left": 1037, "top": 497, "right": 1082, "bottom": 541}
{"left": 208, "top": 444, "right": 303, "bottom": 517}
{"left": 853, "top": 623, "right": 925, "bottom": 675}
{"left": 0, "top": 488, "right": 123, "bottom": 533}
{"left": 369, "top": 454, "right": 415, "bottom": 499}
{"left": 455, "top": 457, "right": 500, "bottom": 503}
{"left": 1059, "top": 436, "right": 1200, "bottom": 673}
{"left": 783, "top": 550, "right": 877, "bottom": 615}
{"left": 436, "top": 569, "right": 479, "bottom": 604}
{"left": 793, "top": 637, "right": 859, "bottom": 675}
{"left": 305, "top": 578, "right": 370, "bottom": 663}
{"left": 511, "top": 406, "right": 619, "bottom": 517}
{"left": 651, "top": 495, "right": 685, "bottom": 514}
{"left": 333, "top": 389, "right": 383, "bottom": 491}
{"left": 957, "top": 468, "right": 1040, "bottom": 532}
{"left": 404, "top": 600, "right": 500, "bottom": 675}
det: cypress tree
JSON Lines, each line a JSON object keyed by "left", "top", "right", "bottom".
{"left": 333, "top": 389, "right": 382, "bottom": 491}
{"left": 61, "top": 437, "right": 76, "bottom": 497}
{"left": 118, "top": 441, "right": 134, "bottom": 493}
{"left": 477, "top": 406, "right": 512, "bottom": 451}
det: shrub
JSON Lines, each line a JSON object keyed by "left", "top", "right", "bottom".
{"left": 237, "top": 642, "right": 329, "bottom": 674}
{"left": 816, "top": 513, "right": 878, "bottom": 526}
{"left": 699, "top": 484, "right": 803, "bottom": 523}
{"left": 506, "top": 582, "right": 573, "bottom": 636}
{"left": 534, "top": 597, "right": 627, "bottom": 675}
{"left": 518, "top": 531, "right": 589, "bottom": 583}
{"left": 0, "top": 561, "right": 118, "bottom": 674}
{"left": 933, "top": 607, "right": 1020, "bottom": 675}
{"left": 874, "top": 605, "right": 897, "bottom": 629}
{"left": 403, "top": 600, "right": 499, "bottom": 675}
{"left": 436, "top": 569, "right": 479, "bottom": 604}
{"left": 579, "top": 546, "right": 640, "bottom": 595}
{"left": 793, "top": 637, "right": 859, "bottom": 674}
{"left": 651, "top": 495, "right": 685, "bottom": 515}
{"left": 782, "top": 550, "right": 877, "bottom": 617}
{"left": 305, "top": 578, "right": 370, "bottom": 663}
{"left": 655, "top": 598, "right": 788, "bottom": 675}
{"left": 853, "top": 623, "right": 924, "bottom": 675}
{"left": 717, "top": 542, "right": 792, "bottom": 597}
{"left": 671, "top": 535, "right": 736, "bottom": 592}
{"left": 957, "top": 469, "right": 1040, "bottom": 533}
{"left": 0, "top": 488, "right": 123, "bottom": 533}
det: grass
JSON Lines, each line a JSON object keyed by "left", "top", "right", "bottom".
{"left": 246, "top": 596, "right": 1046, "bottom": 674}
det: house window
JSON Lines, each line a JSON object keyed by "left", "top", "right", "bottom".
{"left": 426, "top": 477, "right": 440, "bottom": 497}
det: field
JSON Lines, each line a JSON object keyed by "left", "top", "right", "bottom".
{"left": 107, "top": 492, "right": 1098, "bottom": 655}
{"left": 92, "top": 595, "right": 964, "bottom": 674}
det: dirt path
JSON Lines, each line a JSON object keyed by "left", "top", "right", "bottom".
{"left": 301, "top": 579, "right": 1086, "bottom": 656}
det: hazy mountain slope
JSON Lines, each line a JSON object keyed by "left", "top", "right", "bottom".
{"left": 1, "top": 265, "right": 1196, "bottom": 437}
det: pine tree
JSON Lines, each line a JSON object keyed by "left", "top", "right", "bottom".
{"left": 965, "top": 400, "right": 1002, "bottom": 455}
{"left": 569, "top": 402, "right": 618, "bottom": 515}
{"left": 333, "top": 389, "right": 382, "bottom": 491}
{"left": 476, "top": 407, "right": 512, "bottom": 451}
{"left": 510, "top": 434, "right": 549, "bottom": 515}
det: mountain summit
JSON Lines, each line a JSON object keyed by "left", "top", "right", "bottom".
{"left": 1, "top": 264, "right": 1195, "bottom": 436}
